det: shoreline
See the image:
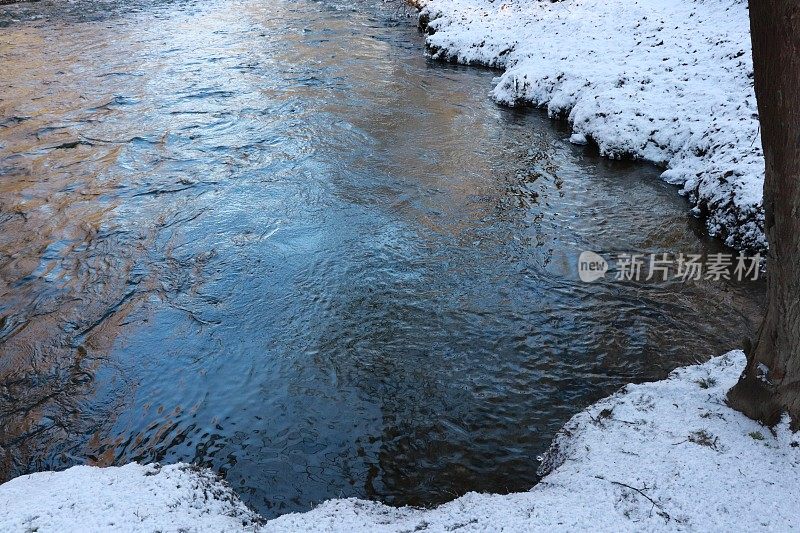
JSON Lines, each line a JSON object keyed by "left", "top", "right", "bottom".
{"left": 414, "top": 0, "right": 766, "bottom": 252}
{"left": 3, "top": 351, "right": 798, "bottom": 531}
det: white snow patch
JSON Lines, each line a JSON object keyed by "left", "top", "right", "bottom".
{"left": 0, "top": 463, "right": 263, "bottom": 532}
{"left": 569, "top": 132, "right": 588, "bottom": 146}
{"left": 418, "top": 0, "right": 766, "bottom": 251}
{"left": 4, "top": 352, "right": 799, "bottom": 531}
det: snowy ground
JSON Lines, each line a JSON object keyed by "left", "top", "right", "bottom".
{"left": 0, "top": 463, "right": 264, "bottom": 532}
{"left": 417, "top": 0, "right": 765, "bottom": 252}
{"left": 3, "top": 351, "right": 799, "bottom": 531}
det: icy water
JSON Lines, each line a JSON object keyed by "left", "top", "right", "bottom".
{"left": 0, "top": 0, "right": 763, "bottom": 518}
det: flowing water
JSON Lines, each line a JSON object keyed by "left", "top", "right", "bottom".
{"left": 0, "top": 0, "right": 763, "bottom": 518}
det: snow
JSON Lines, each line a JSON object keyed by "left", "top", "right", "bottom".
{"left": 0, "top": 463, "right": 263, "bottom": 532}
{"left": 4, "top": 351, "right": 799, "bottom": 531}
{"left": 569, "top": 132, "right": 588, "bottom": 146}
{"left": 417, "top": 0, "right": 766, "bottom": 251}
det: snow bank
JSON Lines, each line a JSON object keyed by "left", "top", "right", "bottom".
{"left": 418, "top": 0, "right": 765, "bottom": 251}
{"left": 267, "top": 351, "right": 800, "bottom": 531}
{"left": 0, "top": 463, "right": 263, "bottom": 532}
{"left": 6, "top": 352, "right": 797, "bottom": 531}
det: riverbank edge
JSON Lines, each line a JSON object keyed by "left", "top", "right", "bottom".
{"left": 414, "top": 0, "right": 766, "bottom": 253}
{"left": 2, "top": 350, "right": 798, "bottom": 531}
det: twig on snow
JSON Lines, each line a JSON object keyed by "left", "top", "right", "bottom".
{"left": 609, "top": 480, "right": 671, "bottom": 522}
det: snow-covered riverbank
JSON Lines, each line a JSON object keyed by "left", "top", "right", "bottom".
{"left": 0, "top": 463, "right": 264, "bottom": 532}
{"left": 417, "top": 0, "right": 765, "bottom": 252}
{"left": 3, "top": 351, "right": 798, "bottom": 531}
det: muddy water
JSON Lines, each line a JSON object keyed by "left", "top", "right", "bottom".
{"left": 0, "top": 0, "right": 763, "bottom": 518}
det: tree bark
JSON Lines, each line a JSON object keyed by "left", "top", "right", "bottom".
{"left": 727, "top": 0, "right": 800, "bottom": 428}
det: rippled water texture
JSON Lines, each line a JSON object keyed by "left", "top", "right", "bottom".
{"left": 0, "top": 0, "right": 764, "bottom": 518}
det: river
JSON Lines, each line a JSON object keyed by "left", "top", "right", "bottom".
{"left": 0, "top": 0, "right": 763, "bottom": 518}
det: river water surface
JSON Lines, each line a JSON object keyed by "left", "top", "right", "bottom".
{"left": 0, "top": 0, "right": 763, "bottom": 518}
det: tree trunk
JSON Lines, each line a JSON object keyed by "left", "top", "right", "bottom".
{"left": 727, "top": 0, "right": 800, "bottom": 428}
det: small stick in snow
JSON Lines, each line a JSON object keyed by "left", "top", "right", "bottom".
{"left": 751, "top": 124, "right": 760, "bottom": 147}
{"left": 609, "top": 480, "right": 671, "bottom": 522}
